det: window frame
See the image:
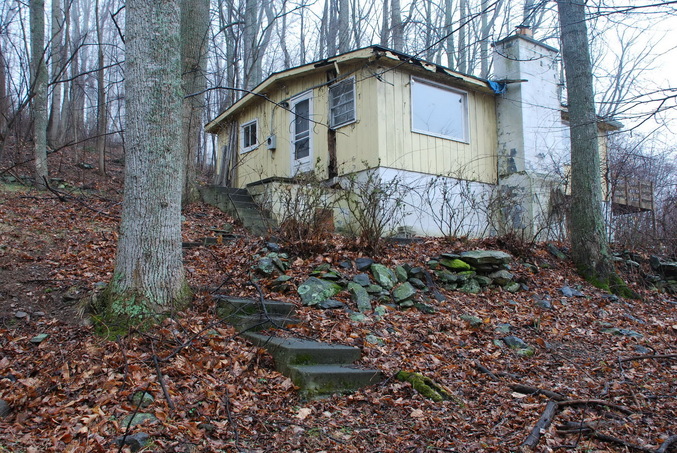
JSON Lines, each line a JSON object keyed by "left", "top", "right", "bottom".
{"left": 290, "top": 90, "right": 313, "bottom": 173}
{"left": 240, "top": 119, "right": 258, "bottom": 153}
{"left": 329, "top": 76, "right": 356, "bottom": 129}
{"left": 410, "top": 76, "right": 469, "bottom": 143}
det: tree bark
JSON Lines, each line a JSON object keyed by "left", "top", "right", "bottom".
{"left": 105, "top": 0, "right": 189, "bottom": 323}
{"left": 391, "top": 0, "right": 404, "bottom": 51}
{"left": 338, "top": 0, "right": 350, "bottom": 53}
{"left": 557, "top": 0, "right": 632, "bottom": 297}
{"left": 47, "top": 0, "right": 63, "bottom": 148}
{"left": 181, "top": 0, "right": 209, "bottom": 205}
{"left": 30, "top": 0, "right": 49, "bottom": 188}
{"left": 95, "top": 0, "right": 107, "bottom": 175}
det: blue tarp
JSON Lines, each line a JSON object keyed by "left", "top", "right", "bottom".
{"left": 488, "top": 80, "right": 507, "bottom": 95}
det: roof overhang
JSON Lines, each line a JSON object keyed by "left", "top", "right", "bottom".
{"left": 205, "top": 46, "right": 494, "bottom": 134}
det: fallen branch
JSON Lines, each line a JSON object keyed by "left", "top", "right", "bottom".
{"left": 657, "top": 435, "right": 677, "bottom": 453}
{"left": 619, "top": 354, "right": 677, "bottom": 363}
{"left": 473, "top": 360, "right": 499, "bottom": 380}
{"left": 151, "top": 341, "right": 175, "bottom": 412}
{"left": 557, "top": 421, "right": 655, "bottom": 452}
{"left": 521, "top": 401, "right": 559, "bottom": 450}
{"left": 509, "top": 384, "right": 567, "bottom": 401}
{"left": 396, "top": 370, "right": 454, "bottom": 403}
{"left": 558, "top": 399, "right": 633, "bottom": 415}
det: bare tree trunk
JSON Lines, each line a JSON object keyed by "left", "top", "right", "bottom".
{"left": 47, "top": 0, "right": 63, "bottom": 148}
{"left": 380, "top": 0, "right": 390, "bottom": 47}
{"left": 444, "top": 0, "right": 455, "bottom": 68}
{"left": 31, "top": 0, "right": 49, "bottom": 188}
{"left": 105, "top": 0, "right": 189, "bottom": 323}
{"left": 556, "top": 0, "right": 633, "bottom": 297}
{"left": 0, "top": 47, "right": 8, "bottom": 141}
{"left": 391, "top": 0, "right": 404, "bottom": 51}
{"left": 181, "top": 0, "right": 209, "bottom": 205}
{"left": 338, "top": 0, "right": 350, "bottom": 53}
{"left": 458, "top": 0, "right": 467, "bottom": 73}
{"left": 95, "top": 0, "right": 107, "bottom": 175}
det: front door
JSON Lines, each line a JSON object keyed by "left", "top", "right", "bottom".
{"left": 291, "top": 91, "right": 312, "bottom": 174}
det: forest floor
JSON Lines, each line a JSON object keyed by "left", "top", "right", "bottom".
{"left": 0, "top": 148, "right": 676, "bottom": 452}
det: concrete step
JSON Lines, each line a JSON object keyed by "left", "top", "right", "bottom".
{"left": 232, "top": 314, "right": 301, "bottom": 332}
{"left": 241, "top": 332, "right": 362, "bottom": 368}
{"left": 215, "top": 296, "right": 296, "bottom": 318}
{"left": 286, "top": 364, "right": 383, "bottom": 397}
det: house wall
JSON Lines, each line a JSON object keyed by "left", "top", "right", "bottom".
{"left": 374, "top": 67, "right": 498, "bottom": 184}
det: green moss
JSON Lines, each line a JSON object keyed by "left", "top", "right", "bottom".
{"left": 396, "top": 370, "right": 453, "bottom": 403}
{"left": 91, "top": 275, "right": 193, "bottom": 338}
{"left": 577, "top": 265, "right": 639, "bottom": 300}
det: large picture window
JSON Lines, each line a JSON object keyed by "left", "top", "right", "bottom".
{"left": 241, "top": 119, "right": 258, "bottom": 153}
{"left": 411, "top": 77, "right": 468, "bottom": 142}
{"left": 329, "top": 77, "right": 356, "bottom": 128}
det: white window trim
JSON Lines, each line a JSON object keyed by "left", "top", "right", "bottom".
{"left": 290, "top": 91, "right": 313, "bottom": 174}
{"left": 410, "top": 76, "right": 469, "bottom": 143}
{"left": 329, "top": 76, "right": 357, "bottom": 129}
{"left": 240, "top": 119, "right": 259, "bottom": 153}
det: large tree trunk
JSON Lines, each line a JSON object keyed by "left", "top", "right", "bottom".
{"left": 391, "top": 0, "right": 404, "bottom": 51}
{"left": 95, "top": 0, "right": 107, "bottom": 175}
{"left": 47, "top": 0, "right": 63, "bottom": 148}
{"left": 104, "top": 0, "right": 189, "bottom": 324}
{"left": 557, "top": 0, "right": 633, "bottom": 297}
{"left": 338, "top": 0, "right": 350, "bottom": 53}
{"left": 30, "top": 0, "right": 49, "bottom": 188}
{"left": 181, "top": 0, "right": 209, "bottom": 205}
{"left": 0, "top": 47, "right": 8, "bottom": 142}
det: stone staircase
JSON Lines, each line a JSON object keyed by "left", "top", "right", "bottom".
{"left": 199, "top": 186, "right": 274, "bottom": 235}
{"left": 215, "top": 295, "right": 382, "bottom": 399}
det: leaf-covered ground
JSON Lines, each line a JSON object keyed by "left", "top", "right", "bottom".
{"left": 0, "top": 175, "right": 676, "bottom": 452}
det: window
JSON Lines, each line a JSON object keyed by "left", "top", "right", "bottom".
{"left": 291, "top": 91, "right": 313, "bottom": 173}
{"left": 411, "top": 77, "right": 468, "bottom": 142}
{"left": 329, "top": 77, "right": 356, "bottom": 128}
{"left": 241, "top": 120, "right": 258, "bottom": 153}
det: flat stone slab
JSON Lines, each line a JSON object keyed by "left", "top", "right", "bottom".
{"left": 286, "top": 364, "right": 382, "bottom": 396}
{"left": 232, "top": 314, "right": 301, "bottom": 332}
{"left": 215, "top": 296, "right": 296, "bottom": 318}
{"left": 242, "top": 332, "right": 362, "bottom": 368}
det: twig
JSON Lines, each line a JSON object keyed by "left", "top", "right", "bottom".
{"left": 223, "top": 376, "right": 243, "bottom": 452}
{"left": 271, "top": 420, "right": 348, "bottom": 445}
{"left": 558, "top": 399, "right": 633, "bottom": 415}
{"left": 473, "top": 360, "right": 499, "bottom": 380}
{"left": 116, "top": 336, "right": 131, "bottom": 392}
{"left": 117, "top": 383, "right": 150, "bottom": 453}
{"left": 509, "top": 384, "right": 567, "bottom": 401}
{"left": 657, "top": 435, "right": 677, "bottom": 453}
{"left": 619, "top": 354, "right": 677, "bottom": 363}
{"left": 522, "top": 401, "right": 559, "bottom": 450}
{"left": 151, "top": 340, "right": 175, "bottom": 412}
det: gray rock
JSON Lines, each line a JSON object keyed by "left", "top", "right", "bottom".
{"left": 33, "top": 311, "right": 45, "bottom": 317}
{"left": 460, "top": 314, "right": 482, "bottom": 327}
{"left": 488, "top": 270, "right": 514, "bottom": 286}
{"left": 633, "top": 345, "right": 651, "bottom": 354}
{"left": 409, "top": 277, "right": 426, "bottom": 289}
{"left": 297, "top": 277, "right": 342, "bottom": 306}
{"left": 320, "top": 270, "right": 342, "bottom": 281}
{"left": 503, "top": 282, "right": 521, "bottom": 293}
{"left": 533, "top": 297, "right": 552, "bottom": 309}
{"left": 120, "top": 413, "right": 157, "bottom": 428}
{"left": 459, "top": 279, "right": 481, "bottom": 294}
{"left": 348, "top": 282, "right": 372, "bottom": 312}
{"left": 15, "top": 311, "right": 27, "bottom": 319}
{"left": 392, "top": 282, "right": 416, "bottom": 303}
{"left": 0, "top": 399, "right": 10, "bottom": 417}
{"left": 474, "top": 275, "right": 493, "bottom": 287}
{"left": 395, "top": 266, "right": 408, "bottom": 282}
{"left": 255, "top": 257, "right": 278, "bottom": 276}
{"left": 270, "top": 275, "right": 293, "bottom": 292}
{"left": 495, "top": 323, "right": 512, "bottom": 334}
{"left": 266, "top": 242, "right": 282, "bottom": 252}
{"left": 355, "top": 257, "right": 374, "bottom": 271}
{"left": 114, "top": 432, "right": 150, "bottom": 452}
{"left": 502, "top": 336, "right": 529, "bottom": 350}
{"left": 30, "top": 333, "right": 49, "bottom": 344}
{"left": 439, "top": 257, "right": 472, "bottom": 271}
{"left": 338, "top": 260, "right": 353, "bottom": 269}
{"left": 436, "top": 270, "right": 466, "bottom": 284}
{"left": 373, "top": 305, "right": 388, "bottom": 319}
{"left": 459, "top": 250, "right": 512, "bottom": 267}
{"left": 547, "top": 243, "right": 567, "bottom": 260}
{"left": 318, "top": 299, "right": 347, "bottom": 309}
{"left": 352, "top": 273, "right": 371, "bottom": 287}
{"left": 366, "top": 284, "right": 385, "bottom": 294}
{"left": 560, "top": 286, "right": 584, "bottom": 297}
{"left": 130, "top": 391, "right": 154, "bottom": 408}
{"left": 414, "top": 302, "right": 436, "bottom": 314}
{"left": 371, "top": 264, "right": 397, "bottom": 289}
{"left": 365, "top": 334, "right": 385, "bottom": 346}
{"left": 602, "top": 327, "right": 643, "bottom": 338}
{"left": 350, "top": 312, "right": 368, "bottom": 323}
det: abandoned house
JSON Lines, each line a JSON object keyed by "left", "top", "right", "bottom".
{"left": 204, "top": 29, "right": 651, "bottom": 239}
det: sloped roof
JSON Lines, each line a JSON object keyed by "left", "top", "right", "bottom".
{"left": 205, "top": 45, "right": 494, "bottom": 133}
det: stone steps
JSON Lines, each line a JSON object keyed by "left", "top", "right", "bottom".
{"left": 213, "top": 295, "right": 382, "bottom": 398}
{"left": 199, "top": 186, "right": 275, "bottom": 235}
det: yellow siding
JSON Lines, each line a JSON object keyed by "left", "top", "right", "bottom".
{"left": 215, "top": 61, "right": 498, "bottom": 187}
{"left": 375, "top": 67, "right": 498, "bottom": 184}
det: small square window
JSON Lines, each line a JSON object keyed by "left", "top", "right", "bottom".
{"left": 329, "top": 78, "right": 356, "bottom": 129}
{"left": 241, "top": 120, "right": 258, "bottom": 153}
